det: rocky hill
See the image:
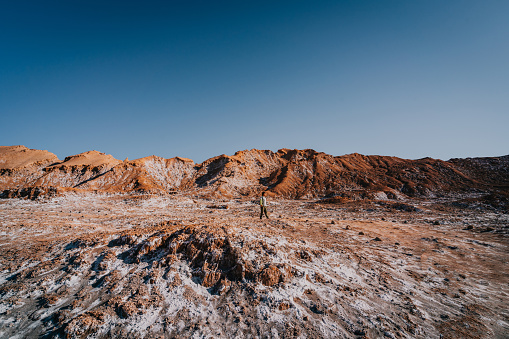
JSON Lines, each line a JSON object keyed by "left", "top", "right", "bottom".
{"left": 35, "top": 151, "right": 122, "bottom": 189}
{"left": 77, "top": 156, "right": 196, "bottom": 194}
{"left": 1, "top": 146, "right": 507, "bottom": 203}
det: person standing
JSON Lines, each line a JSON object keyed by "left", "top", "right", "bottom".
{"left": 260, "top": 192, "right": 269, "bottom": 219}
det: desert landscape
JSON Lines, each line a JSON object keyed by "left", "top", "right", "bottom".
{"left": 0, "top": 145, "right": 508, "bottom": 338}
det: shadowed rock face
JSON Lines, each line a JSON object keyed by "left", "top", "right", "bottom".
{"left": 1, "top": 146, "right": 508, "bottom": 204}
{"left": 449, "top": 155, "right": 509, "bottom": 187}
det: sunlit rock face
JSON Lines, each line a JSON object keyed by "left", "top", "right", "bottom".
{"left": 1, "top": 147, "right": 508, "bottom": 205}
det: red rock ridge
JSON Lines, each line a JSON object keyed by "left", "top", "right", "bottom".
{"left": 0, "top": 146, "right": 507, "bottom": 201}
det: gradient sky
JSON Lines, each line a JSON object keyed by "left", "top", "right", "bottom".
{"left": 1, "top": 0, "right": 508, "bottom": 163}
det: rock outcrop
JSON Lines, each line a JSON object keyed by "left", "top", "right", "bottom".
{"left": 35, "top": 150, "right": 122, "bottom": 188}
{"left": 78, "top": 155, "right": 196, "bottom": 193}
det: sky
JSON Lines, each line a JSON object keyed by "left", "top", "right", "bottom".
{"left": 1, "top": 0, "right": 508, "bottom": 163}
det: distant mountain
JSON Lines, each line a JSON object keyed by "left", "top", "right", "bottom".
{"left": 1, "top": 146, "right": 507, "bottom": 201}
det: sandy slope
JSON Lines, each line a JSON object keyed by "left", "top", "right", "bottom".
{"left": 46, "top": 151, "right": 121, "bottom": 169}
{"left": 0, "top": 146, "right": 59, "bottom": 171}
{"left": 0, "top": 193, "right": 507, "bottom": 338}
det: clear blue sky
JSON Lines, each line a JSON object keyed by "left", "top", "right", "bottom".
{"left": 1, "top": 0, "right": 508, "bottom": 162}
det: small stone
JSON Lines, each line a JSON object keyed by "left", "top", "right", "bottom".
{"left": 202, "top": 270, "right": 221, "bottom": 287}
{"left": 310, "top": 303, "right": 325, "bottom": 314}
{"left": 384, "top": 331, "right": 395, "bottom": 338}
{"left": 278, "top": 302, "right": 291, "bottom": 311}
{"left": 259, "top": 265, "right": 282, "bottom": 286}
{"left": 373, "top": 237, "right": 382, "bottom": 241}
{"left": 358, "top": 231, "right": 364, "bottom": 235}
{"left": 217, "top": 279, "right": 231, "bottom": 295}
{"left": 117, "top": 301, "right": 138, "bottom": 318}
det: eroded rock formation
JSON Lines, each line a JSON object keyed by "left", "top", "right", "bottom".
{"left": 1, "top": 146, "right": 507, "bottom": 206}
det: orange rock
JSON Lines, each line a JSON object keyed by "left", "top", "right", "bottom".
{"left": 259, "top": 265, "right": 282, "bottom": 286}
{"left": 202, "top": 270, "right": 222, "bottom": 287}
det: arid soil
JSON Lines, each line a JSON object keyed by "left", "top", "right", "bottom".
{"left": 0, "top": 193, "right": 507, "bottom": 338}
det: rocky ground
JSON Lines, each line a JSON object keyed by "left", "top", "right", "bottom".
{"left": 0, "top": 193, "right": 508, "bottom": 338}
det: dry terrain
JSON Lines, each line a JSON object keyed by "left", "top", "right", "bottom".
{"left": 0, "top": 193, "right": 507, "bottom": 338}
{"left": 1, "top": 146, "right": 508, "bottom": 338}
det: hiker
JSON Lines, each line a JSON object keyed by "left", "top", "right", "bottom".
{"left": 260, "top": 191, "right": 269, "bottom": 219}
